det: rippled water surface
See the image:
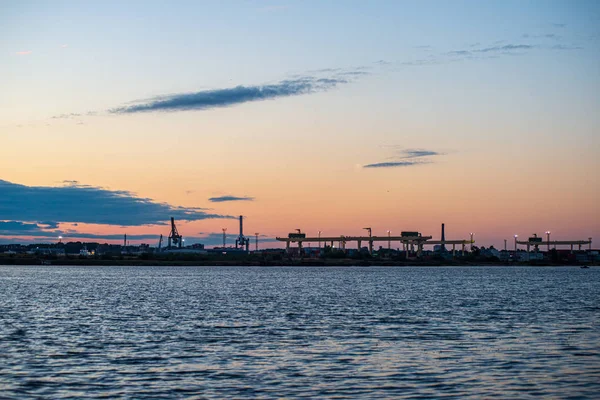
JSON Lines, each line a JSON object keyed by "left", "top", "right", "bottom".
{"left": 1, "top": 266, "right": 599, "bottom": 399}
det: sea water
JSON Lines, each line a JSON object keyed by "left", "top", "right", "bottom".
{"left": 1, "top": 266, "right": 599, "bottom": 398}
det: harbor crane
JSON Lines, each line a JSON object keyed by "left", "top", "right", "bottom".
{"left": 235, "top": 215, "right": 250, "bottom": 252}
{"left": 168, "top": 217, "right": 183, "bottom": 249}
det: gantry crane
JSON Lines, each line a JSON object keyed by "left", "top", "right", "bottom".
{"left": 168, "top": 217, "right": 183, "bottom": 249}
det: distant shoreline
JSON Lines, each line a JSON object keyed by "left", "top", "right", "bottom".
{"left": 0, "top": 257, "right": 594, "bottom": 267}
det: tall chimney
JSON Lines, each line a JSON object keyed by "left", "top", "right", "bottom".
{"left": 441, "top": 223, "right": 446, "bottom": 251}
{"left": 239, "top": 215, "right": 243, "bottom": 236}
{"left": 124, "top": 234, "right": 127, "bottom": 247}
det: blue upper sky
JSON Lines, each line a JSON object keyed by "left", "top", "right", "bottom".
{"left": 2, "top": 0, "right": 599, "bottom": 122}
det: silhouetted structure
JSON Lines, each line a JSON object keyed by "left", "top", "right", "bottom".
{"left": 441, "top": 223, "right": 446, "bottom": 252}
{"left": 168, "top": 217, "right": 183, "bottom": 249}
{"left": 235, "top": 215, "right": 250, "bottom": 251}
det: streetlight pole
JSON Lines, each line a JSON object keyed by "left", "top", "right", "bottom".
{"left": 387, "top": 230, "right": 391, "bottom": 250}
{"left": 514, "top": 235, "right": 518, "bottom": 253}
{"left": 318, "top": 231, "right": 321, "bottom": 251}
{"left": 470, "top": 233, "right": 474, "bottom": 251}
{"left": 504, "top": 239, "right": 507, "bottom": 252}
{"left": 255, "top": 233, "right": 259, "bottom": 251}
{"left": 546, "top": 231, "right": 551, "bottom": 251}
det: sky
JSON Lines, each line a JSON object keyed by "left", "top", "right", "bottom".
{"left": 1, "top": 0, "right": 599, "bottom": 248}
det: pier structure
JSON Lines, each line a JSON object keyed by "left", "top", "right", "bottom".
{"left": 276, "top": 231, "right": 475, "bottom": 258}
{"left": 516, "top": 236, "right": 592, "bottom": 254}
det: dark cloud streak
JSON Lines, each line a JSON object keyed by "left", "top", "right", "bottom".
{"left": 208, "top": 196, "right": 255, "bottom": 203}
{"left": 402, "top": 149, "right": 444, "bottom": 159}
{"left": 364, "top": 148, "right": 444, "bottom": 169}
{"left": 110, "top": 77, "right": 347, "bottom": 114}
{"left": 475, "top": 44, "right": 534, "bottom": 53}
{"left": 364, "top": 161, "right": 430, "bottom": 168}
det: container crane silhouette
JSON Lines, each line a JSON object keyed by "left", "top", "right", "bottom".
{"left": 168, "top": 217, "right": 183, "bottom": 249}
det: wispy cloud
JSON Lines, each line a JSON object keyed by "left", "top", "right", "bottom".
{"left": 364, "top": 148, "right": 444, "bottom": 169}
{"left": 446, "top": 44, "right": 535, "bottom": 57}
{"left": 523, "top": 33, "right": 561, "bottom": 40}
{"left": 429, "top": 34, "right": 583, "bottom": 65}
{"left": 336, "top": 71, "right": 370, "bottom": 76}
{"left": 306, "top": 67, "right": 342, "bottom": 73}
{"left": 364, "top": 161, "right": 429, "bottom": 168}
{"left": 49, "top": 67, "right": 366, "bottom": 119}
{"left": 447, "top": 50, "right": 471, "bottom": 56}
{"left": 0, "top": 179, "right": 234, "bottom": 226}
{"left": 16, "top": 51, "right": 32, "bottom": 55}
{"left": 52, "top": 112, "right": 93, "bottom": 119}
{"left": 550, "top": 44, "right": 583, "bottom": 50}
{"left": 475, "top": 44, "right": 534, "bottom": 53}
{"left": 110, "top": 76, "right": 348, "bottom": 114}
{"left": 401, "top": 149, "right": 444, "bottom": 159}
{"left": 399, "top": 58, "right": 443, "bottom": 67}
{"left": 208, "top": 195, "right": 255, "bottom": 203}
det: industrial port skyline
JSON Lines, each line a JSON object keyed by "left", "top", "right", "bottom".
{"left": 2, "top": 216, "right": 597, "bottom": 267}
{"left": 0, "top": 214, "right": 593, "bottom": 255}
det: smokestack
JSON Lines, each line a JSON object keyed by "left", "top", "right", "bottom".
{"left": 239, "top": 215, "right": 243, "bottom": 236}
{"left": 441, "top": 223, "right": 446, "bottom": 251}
{"left": 124, "top": 234, "right": 127, "bottom": 247}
